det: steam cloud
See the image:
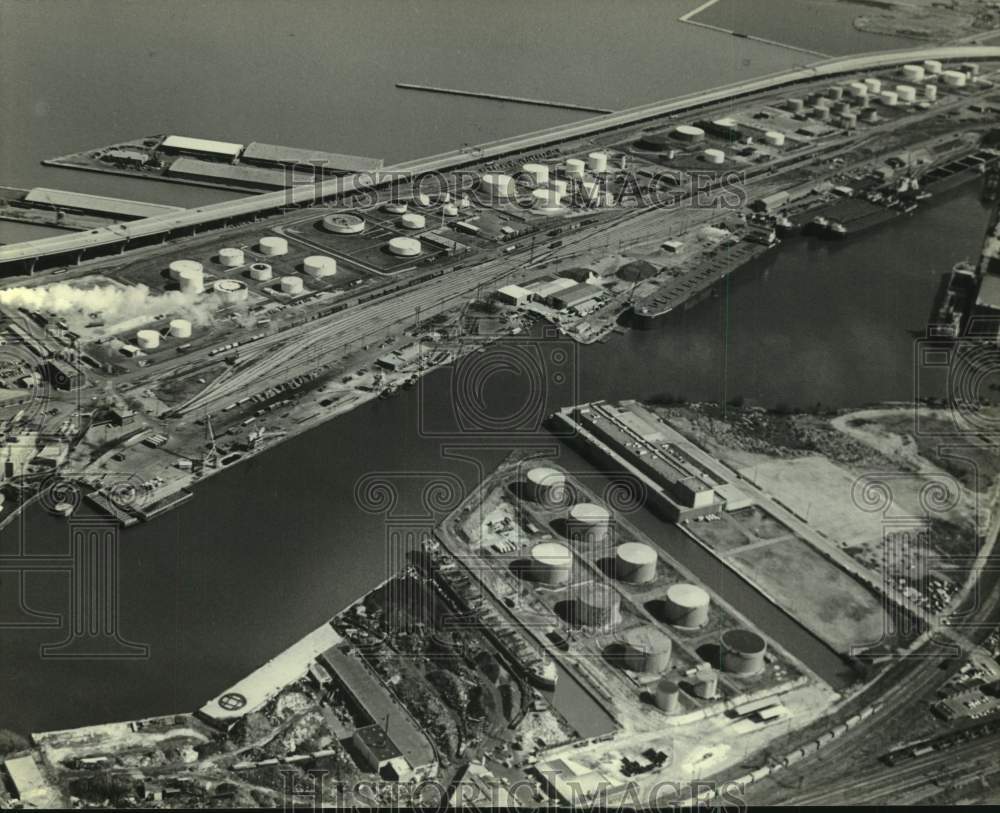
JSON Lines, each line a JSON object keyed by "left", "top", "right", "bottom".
{"left": 0, "top": 282, "right": 221, "bottom": 328}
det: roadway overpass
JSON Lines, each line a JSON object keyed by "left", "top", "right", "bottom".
{"left": 3, "top": 45, "right": 1000, "bottom": 274}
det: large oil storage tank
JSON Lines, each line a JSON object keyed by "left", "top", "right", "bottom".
{"left": 303, "top": 255, "right": 337, "bottom": 278}
{"left": 763, "top": 130, "right": 786, "bottom": 147}
{"left": 895, "top": 84, "right": 917, "bottom": 103}
{"left": 847, "top": 81, "right": 868, "bottom": 99}
{"left": 923, "top": 59, "right": 943, "bottom": 75}
{"left": 480, "top": 172, "right": 515, "bottom": 199}
{"left": 942, "top": 69, "right": 967, "bottom": 87}
{"left": 280, "top": 276, "right": 304, "bottom": 295}
{"left": 249, "top": 262, "right": 273, "bottom": 281}
{"left": 721, "top": 629, "right": 768, "bottom": 675}
{"left": 322, "top": 213, "right": 365, "bottom": 234}
{"left": 587, "top": 152, "right": 608, "bottom": 173}
{"left": 663, "top": 583, "right": 711, "bottom": 628}
{"left": 168, "top": 319, "right": 192, "bottom": 339}
{"left": 532, "top": 189, "right": 564, "bottom": 211}
{"left": 168, "top": 259, "right": 202, "bottom": 281}
{"left": 673, "top": 124, "right": 705, "bottom": 142}
{"left": 901, "top": 63, "right": 925, "bottom": 82}
{"left": 923, "top": 84, "right": 938, "bottom": 101}
{"left": 400, "top": 212, "right": 426, "bottom": 230}
{"left": 636, "top": 132, "right": 672, "bottom": 152}
{"left": 178, "top": 266, "right": 204, "bottom": 295}
{"left": 214, "top": 279, "right": 249, "bottom": 305}
{"left": 564, "top": 158, "right": 586, "bottom": 179}
{"left": 878, "top": 90, "right": 899, "bottom": 106}
{"left": 136, "top": 329, "right": 160, "bottom": 350}
{"left": 615, "top": 542, "right": 658, "bottom": 584}
{"left": 388, "top": 236, "right": 422, "bottom": 257}
{"left": 525, "top": 466, "right": 567, "bottom": 505}
{"left": 218, "top": 247, "right": 244, "bottom": 267}
{"left": 786, "top": 98, "right": 805, "bottom": 114}
{"left": 703, "top": 148, "right": 725, "bottom": 165}
{"left": 572, "top": 586, "right": 620, "bottom": 627}
{"left": 258, "top": 236, "right": 288, "bottom": 256}
{"left": 529, "top": 542, "right": 572, "bottom": 586}
{"left": 827, "top": 86, "right": 844, "bottom": 101}
{"left": 692, "top": 669, "right": 719, "bottom": 699}
{"left": 619, "top": 626, "right": 672, "bottom": 673}
{"left": 863, "top": 77, "right": 882, "bottom": 93}
{"left": 522, "top": 163, "right": 549, "bottom": 185}
{"left": 384, "top": 201, "right": 408, "bottom": 214}
{"left": 567, "top": 502, "right": 612, "bottom": 545}
{"left": 442, "top": 202, "right": 459, "bottom": 217}
{"left": 654, "top": 678, "right": 681, "bottom": 713}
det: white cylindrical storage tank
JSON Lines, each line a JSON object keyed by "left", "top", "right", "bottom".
{"left": 522, "top": 163, "right": 549, "bottom": 185}
{"left": 249, "top": 262, "right": 273, "bottom": 281}
{"left": 847, "top": 81, "right": 869, "bottom": 99}
{"left": 764, "top": 130, "right": 786, "bottom": 147}
{"left": 400, "top": 212, "right": 426, "bottom": 230}
{"left": 532, "top": 189, "right": 563, "bottom": 211}
{"left": 551, "top": 179, "right": 568, "bottom": 195}
{"left": 587, "top": 152, "right": 608, "bottom": 173}
{"left": 525, "top": 467, "right": 567, "bottom": 506}
{"left": 218, "top": 248, "right": 244, "bottom": 267}
{"left": 322, "top": 213, "right": 365, "bottom": 234}
{"left": 663, "top": 583, "right": 711, "bottom": 628}
{"left": 786, "top": 98, "right": 805, "bottom": 113}
{"left": 529, "top": 542, "right": 572, "bottom": 586}
{"left": 567, "top": 502, "right": 612, "bottom": 545}
{"left": 415, "top": 192, "right": 432, "bottom": 207}
{"left": 895, "top": 84, "right": 917, "bottom": 103}
{"left": 923, "top": 84, "right": 938, "bottom": 101}
{"left": 703, "top": 148, "right": 725, "bottom": 165}
{"left": 863, "top": 77, "right": 882, "bottom": 93}
{"left": 722, "top": 629, "right": 767, "bottom": 676}
{"left": 168, "top": 259, "right": 202, "bottom": 281}
{"left": 136, "top": 329, "right": 160, "bottom": 350}
{"left": 388, "top": 237, "right": 422, "bottom": 257}
{"left": 942, "top": 70, "right": 967, "bottom": 88}
{"left": 303, "top": 255, "right": 337, "bottom": 278}
{"left": 280, "top": 275, "right": 304, "bottom": 295}
{"left": 654, "top": 679, "right": 681, "bottom": 713}
{"left": 178, "top": 267, "right": 204, "bottom": 295}
{"left": 901, "top": 64, "right": 925, "bottom": 82}
{"left": 564, "top": 158, "right": 586, "bottom": 179}
{"left": 258, "top": 236, "right": 288, "bottom": 256}
{"left": 213, "top": 279, "right": 248, "bottom": 305}
{"left": 168, "top": 319, "right": 192, "bottom": 339}
{"left": 827, "top": 86, "right": 844, "bottom": 101}
{"left": 385, "top": 201, "right": 408, "bottom": 214}
{"left": 480, "top": 172, "right": 515, "bottom": 199}
{"left": 673, "top": 124, "right": 705, "bottom": 142}
{"left": 442, "top": 202, "right": 459, "bottom": 216}
{"left": 879, "top": 90, "right": 899, "bottom": 106}
{"left": 615, "top": 543, "right": 657, "bottom": 584}
{"left": 458, "top": 194, "right": 471, "bottom": 209}
{"left": 923, "top": 59, "right": 943, "bottom": 75}
{"left": 572, "top": 587, "right": 619, "bottom": 627}
{"left": 620, "top": 627, "right": 672, "bottom": 673}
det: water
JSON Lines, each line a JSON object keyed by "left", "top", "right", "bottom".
{"left": 1, "top": 1, "right": 990, "bottom": 735}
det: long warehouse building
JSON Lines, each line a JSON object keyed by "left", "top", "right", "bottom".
{"left": 2, "top": 45, "right": 999, "bottom": 273}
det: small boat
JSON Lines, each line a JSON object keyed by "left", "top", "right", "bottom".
{"left": 827, "top": 220, "right": 847, "bottom": 238}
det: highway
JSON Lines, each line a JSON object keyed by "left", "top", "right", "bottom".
{"left": 3, "top": 45, "right": 1000, "bottom": 268}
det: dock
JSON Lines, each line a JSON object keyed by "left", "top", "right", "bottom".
{"left": 395, "top": 83, "right": 613, "bottom": 114}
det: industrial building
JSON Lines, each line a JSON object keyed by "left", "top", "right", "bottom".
{"left": 44, "top": 358, "right": 83, "bottom": 390}
{"left": 1, "top": 754, "right": 59, "bottom": 807}
{"left": 546, "top": 282, "right": 604, "bottom": 312}
{"left": 319, "top": 645, "right": 435, "bottom": 777}
{"left": 496, "top": 284, "right": 532, "bottom": 306}
{"left": 351, "top": 723, "right": 413, "bottom": 780}
{"left": 555, "top": 400, "right": 753, "bottom": 522}
{"left": 22, "top": 187, "right": 182, "bottom": 220}
{"left": 240, "top": 142, "right": 383, "bottom": 174}
{"left": 167, "top": 157, "right": 315, "bottom": 190}
{"left": 159, "top": 135, "right": 244, "bottom": 160}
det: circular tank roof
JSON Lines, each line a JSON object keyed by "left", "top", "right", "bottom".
{"left": 713, "top": 117, "right": 738, "bottom": 128}
{"left": 569, "top": 503, "right": 611, "bottom": 523}
{"left": 674, "top": 124, "right": 705, "bottom": 138}
{"left": 722, "top": 628, "right": 767, "bottom": 655}
{"left": 666, "top": 583, "right": 710, "bottom": 609}
{"left": 616, "top": 542, "right": 657, "bottom": 566}
{"left": 621, "top": 625, "right": 672, "bottom": 652}
{"left": 323, "top": 213, "right": 365, "bottom": 232}
{"left": 637, "top": 133, "right": 671, "bottom": 151}
{"left": 170, "top": 259, "right": 202, "bottom": 272}
{"left": 214, "top": 279, "right": 246, "bottom": 293}
{"left": 531, "top": 542, "right": 572, "bottom": 566}
{"left": 388, "top": 236, "right": 422, "bottom": 256}
{"left": 527, "top": 466, "right": 565, "bottom": 485}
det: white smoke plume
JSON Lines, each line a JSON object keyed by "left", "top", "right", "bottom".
{"left": 0, "top": 282, "right": 220, "bottom": 328}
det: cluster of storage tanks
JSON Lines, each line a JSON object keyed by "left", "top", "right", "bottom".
{"left": 652, "top": 667, "right": 719, "bottom": 713}
{"left": 168, "top": 260, "right": 205, "bottom": 294}
{"left": 134, "top": 318, "right": 193, "bottom": 351}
